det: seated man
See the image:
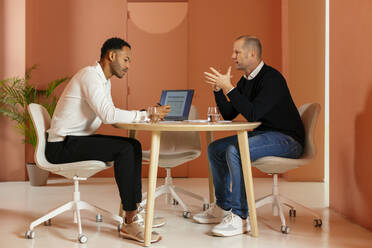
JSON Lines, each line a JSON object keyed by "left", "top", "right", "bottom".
{"left": 193, "top": 35, "right": 305, "bottom": 237}
{"left": 45, "top": 37, "right": 170, "bottom": 243}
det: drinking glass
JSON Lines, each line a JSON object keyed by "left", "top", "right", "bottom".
{"left": 147, "top": 106, "right": 160, "bottom": 123}
{"left": 207, "top": 106, "right": 220, "bottom": 122}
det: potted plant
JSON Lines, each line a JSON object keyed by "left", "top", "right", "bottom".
{"left": 0, "top": 65, "right": 69, "bottom": 186}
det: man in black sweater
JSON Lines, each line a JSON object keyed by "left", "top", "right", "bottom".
{"left": 193, "top": 35, "right": 305, "bottom": 237}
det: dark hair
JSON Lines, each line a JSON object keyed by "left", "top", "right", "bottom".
{"left": 236, "top": 35, "right": 262, "bottom": 59}
{"left": 100, "top": 37, "right": 131, "bottom": 60}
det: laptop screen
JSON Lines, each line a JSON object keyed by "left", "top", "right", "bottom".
{"left": 159, "top": 90, "right": 194, "bottom": 120}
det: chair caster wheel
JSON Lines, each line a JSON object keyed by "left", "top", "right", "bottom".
{"left": 281, "top": 225, "right": 290, "bottom": 234}
{"left": 183, "top": 211, "right": 191, "bottom": 218}
{"left": 25, "top": 230, "right": 35, "bottom": 239}
{"left": 44, "top": 219, "right": 52, "bottom": 226}
{"left": 172, "top": 199, "right": 179, "bottom": 205}
{"left": 203, "top": 203, "right": 210, "bottom": 211}
{"left": 289, "top": 209, "right": 296, "bottom": 217}
{"left": 79, "top": 234, "right": 88, "bottom": 243}
{"left": 314, "top": 219, "right": 322, "bottom": 227}
{"left": 96, "top": 213, "right": 103, "bottom": 222}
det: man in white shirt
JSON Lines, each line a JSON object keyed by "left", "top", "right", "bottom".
{"left": 46, "top": 37, "right": 169, "bottom": 243}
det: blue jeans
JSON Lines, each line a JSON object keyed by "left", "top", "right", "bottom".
{"left": 208, "top": 131, "right": 303, "bottom": 219}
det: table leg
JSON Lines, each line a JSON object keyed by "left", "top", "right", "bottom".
{"left": 205, "top": 131, "right": 215, "bottom": 203}
{"left": 144, "top": 131, "right": 161, "bottom": 246}
{"left": 129, "top": 129, "right": 138, "bottom": 139}
{"left": 237, "top": 130, "right": 259, "bottom": 237}
{"left": 118, "top": 203, "right": 123, "bottom": 219}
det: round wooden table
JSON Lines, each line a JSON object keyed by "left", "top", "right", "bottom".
{"left": 114, "top": 121, "right": 261, "bottom": 246}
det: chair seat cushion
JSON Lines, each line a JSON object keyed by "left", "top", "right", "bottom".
{"left": 252, "top": 156, "right": 312, "bottom": 174}
{"left": 46, "top": 160, "right": 111, "bottom": 179}
{"left": 142, "top": 150, "right": 201, "bottom": 168}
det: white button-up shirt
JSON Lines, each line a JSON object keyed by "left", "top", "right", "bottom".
{"left": 243, "top": 60, "right": 264, "bottom": 80}
{"left": 47, "top": 63, "right": 146, "bottom": 142}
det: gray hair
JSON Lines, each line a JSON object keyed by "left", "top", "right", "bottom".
{"left": 236, "top": 35, "right": 262, "bottom": 59}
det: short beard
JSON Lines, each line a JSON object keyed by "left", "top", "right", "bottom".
{"left": 111, "top": 60, "right": 124, "bottom": 78}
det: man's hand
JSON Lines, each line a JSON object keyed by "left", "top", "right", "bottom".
{"left": 157, "top": 105, "right": 171, "bottom": 120}
{"left": 204, "top": 66, "right": 234, "bottom": 93}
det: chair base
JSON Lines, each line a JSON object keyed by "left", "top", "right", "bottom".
{"left": 255, "top": 174, "right": 322, "bottom": 233}
{"left": 26, "top": 177, "right": 123, "bottom": 243}
{"left": 140, "top": 169, "right": 209, "bottom": 218}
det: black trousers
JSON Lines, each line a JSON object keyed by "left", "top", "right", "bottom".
{"left": 45, "top": 134, "right": 142, "bottom": 211}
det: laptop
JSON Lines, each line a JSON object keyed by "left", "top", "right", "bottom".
{"left": 159, "top": 90, "right": 194, "bottom": 121}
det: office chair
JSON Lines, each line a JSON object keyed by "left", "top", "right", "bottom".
{"left": 141, "top": 106, "right": 209, "bottom": 218}
{"left": 25, "top": 103, "right": 123, "bottom": 243}
{"left": 252, "top": 102, "right": 322, "bottom": 234}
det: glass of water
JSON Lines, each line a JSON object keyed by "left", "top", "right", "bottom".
{"left": 147, "top": 106, "right": 160, "bottom": 123}
{"left": 207, "top": 106, "right": 220, "bottom": 122}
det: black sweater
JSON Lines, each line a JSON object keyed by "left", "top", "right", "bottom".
{"left": 214, "top": 64, "right": 305, "bottom": 147}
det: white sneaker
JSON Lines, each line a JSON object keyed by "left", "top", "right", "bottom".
{"left": 212, "top": 212, "right": 251, "bottom": 237}
{"left": 121, "top": 214, "right": 162, "bottom": 243}
{"left": 193, "top": 203, "right": 230, "bottom": 224}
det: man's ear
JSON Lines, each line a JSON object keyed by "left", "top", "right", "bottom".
{"left": 108, "top": 50, "right": 116, "bottom": 62}
{"left": 248, "top": 49, "right": 256, "bottom": 58}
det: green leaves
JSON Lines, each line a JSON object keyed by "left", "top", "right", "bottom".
{"left": 46, "top": 77, "right": 69, "bottom": 98}
{"left": 0, "top": 65, "right": 69, "bottom": 148}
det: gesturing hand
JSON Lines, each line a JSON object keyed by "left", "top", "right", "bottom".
{"left": 157, "top": 105, "right": 171, "bottom": 120}
{"left": 204, "top": 66, "right": 234, "bottom": 93}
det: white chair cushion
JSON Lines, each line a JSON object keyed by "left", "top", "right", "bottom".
{"left": 45, "top": 161, "right": 111, "bottom": 179}
{"left": 142, "top": 150, "right": 201, "bottom": 168}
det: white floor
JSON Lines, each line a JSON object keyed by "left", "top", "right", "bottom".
{"left": 1, "top": 177, "right": 372, "bottom": 248}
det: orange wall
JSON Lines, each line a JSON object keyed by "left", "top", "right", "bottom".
{"left": 1, "top": 0, "right": 326, "bottom": 182}
{"left": 330, "top": 0, "right": 372, "bottom": 232}
{"left": 282, "top": 0, "right": 325, "bottom": 181}
{"left": 25, "top": 0, "right": 128, "bottom": 120}
{"left": 187, "top": 0, "right": 283, "bottom": 177}
{"left": 24, "top": 0, "right": 127, "bottom": 177}
{"left": 126, "top": 2, "right": 188, "bottom": 177}
{"left": 0, "top": 0, "right": 26, "bottom": 181}
{"left": 0, "top": 0, "right": 284, "bottom": 180}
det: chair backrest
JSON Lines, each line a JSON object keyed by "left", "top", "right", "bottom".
{"left": 159, "top": 105, "right": 201, "bottom": 153}
{"left": 298, "top": 102, "right": 321, "bottom": 160}
{"left": 28, "top": 103, "right": 53, "bottom": 169}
